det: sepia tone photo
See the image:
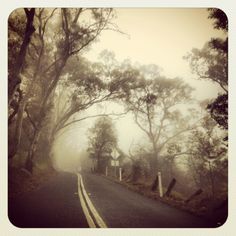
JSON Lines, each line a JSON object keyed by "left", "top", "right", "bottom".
{"left": 8, "top": 8, "right": 228, "bottom": 228}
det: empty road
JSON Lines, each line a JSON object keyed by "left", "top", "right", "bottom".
{"left": 9, "top": 171, "right": 214, "bottom": 228}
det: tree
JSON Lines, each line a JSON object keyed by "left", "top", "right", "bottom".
{"left": 8, "top": 8, "right": 117, "bottom": 173}
{"left": 207, "top": 93, "right": 228, "bottom": 131}
{"left": 208, "top": 8, "right": 228, "bottom": 32}
{"left": 24, "top": 8, "right": 118, "bottom": 173}
{"left": 50, "top": 56, "right": 117, "bottom": 140}
{"left": 49, "top": 51, "right": 142, "bottom": 143}
{"left": 87, "top": 117, "right": 117, "bottom": 173}
{"left": 185, "top": 8, "right": 228, "bottom": 133}
{"left": 186, "top": 115, "right": 227, "bottom": 198}
{"left": 8, "top": 8, "right": 57, "bottom": 160}
{"left": 123, "top": 72, "right": 194, "bottom": 174}
{"left": 127, "top": 143, "right": 152, "bottom": 182}
{"left": 8, "top": 8, "right": 35, "bottom": 106}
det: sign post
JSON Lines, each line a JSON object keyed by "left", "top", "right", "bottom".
{"left": 158, "top": 171, "right": 163, "bottom": 197}
{"left": 105, "top": 166, "right": 108, "bottom": 176}
{"left": 119, "top": 167, "right": 122, "bottom": 181}
{"left": 111, "top": 148, "right": 119, "bottom": 178}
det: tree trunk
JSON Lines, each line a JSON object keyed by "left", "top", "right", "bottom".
{"left": 208, "top": 161, "right": 215, "bottom": 198}
{"left": 150, "top": 141, "right": 159, "bottom": 174}
{"left": 25, "top": 128, "right": 41, "bottom": 173}
{"left": 97, "top": 154, "right": 104, "bottom": 173}
{"left": 8, "top": 98, "right": 27, "bottom": 159}
{"left": 9, "top": 8, "right": 35, "bottom": 105}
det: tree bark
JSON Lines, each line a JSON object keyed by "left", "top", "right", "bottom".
{"left": 8, "top": 8, "right": 35, "bottom": 159}
{"left": 24, "top": 59, "right": 67, "bottom": 172}
{"left": 8, "top": 8, "right": 35, "bottom": 105}
{"left": 25, "top": 128, "right": 41, "bottom": 173}
{"left": 150, "top": 141, "right": 159, "bottom": 174}
{"left": 208, "top": 161, "right": 215, "bottom": 198}
{"left": 8, "top": 98, "right": 27, "bottom": 159}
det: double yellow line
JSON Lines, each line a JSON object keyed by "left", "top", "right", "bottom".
{"left": 77, "top": 174, "right": 107, "bottom": 228}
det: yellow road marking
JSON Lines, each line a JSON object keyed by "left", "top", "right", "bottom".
{"left": 78, "top": 173, "right": 108, "bottom": 228}
{"left": 77, "top": 175, "right": 96, "bottom": 228}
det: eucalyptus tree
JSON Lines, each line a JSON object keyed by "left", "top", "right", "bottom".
{"left": 124, "top": 73, "right": 195, "bottom": 174}
{"left": 185, "top": 8, "right": 228, "bottom": 133}
{"left": 49, "top": 51, "right": 141, "bottom": 142}
{"left": 9, "top": 8, "right": 59, "bottom": 161}
{"left": 26, "top": 8, "right": 119, "bottom": 173}
{"left": 9, "top": 8, "right": 118, "bottom": 173}
{"left": 81, "top": 53, "right": 198, "bottom": 175}
{"left": 8, "top": 8, "right": 35, "bottom": 106}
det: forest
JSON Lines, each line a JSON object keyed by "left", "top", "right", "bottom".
{"left": 8, "top": 8, "right": 228, "bottom": 225}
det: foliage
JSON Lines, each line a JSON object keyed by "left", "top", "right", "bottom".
{"left": 87, "top": 117, "right": 118, "bottom": 173}
{"left": 185, "top": 8, "right": 228, "bottom": 132}
{"left": 185, "top": 42, "right": 227, "bottom": 93}
{"left": 186, "top": 115, "right": 227, "bottom": 197}
{"left": 123, "top": 71, "right": 194, "bottom": 172}
{"left": 8, "top": 8, "right": 117, "bottom": 172}
{"left": 8, "top": 9, "right": 26, "bottom": 79}
{"left": 208, "top": 8, "right": 228, "bottom": 31}
{"left": 207, "top": 94, "right": 228, "bottom": 131}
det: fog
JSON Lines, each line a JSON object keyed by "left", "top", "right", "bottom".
{"left": 50, "top": 8, "right": 224, "bottom": 172}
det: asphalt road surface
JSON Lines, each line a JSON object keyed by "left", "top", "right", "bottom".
{"left": 82, "top": 172, "right": 213, "bottom": 228}
{"left": 9, "top": 172, "right": 89, "bottom": 228}
{"left": 9, "top": 171, "right": 214, "bottom": 228}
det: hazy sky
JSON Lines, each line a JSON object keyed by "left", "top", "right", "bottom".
{"left": 86, "top": 8, "right": 225, "bottom": 98}
{"left": 53, "top": 8, "right": 226, "bottom": 170}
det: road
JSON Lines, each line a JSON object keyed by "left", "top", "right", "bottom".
{"left": 9, "top": 172, "right": 89, "bottom": 228}
{"left": 81, "top": 172, "right": 212, "bottom": 228}
{"left": 9, "top": 171, "right": 214, "bottom": 228}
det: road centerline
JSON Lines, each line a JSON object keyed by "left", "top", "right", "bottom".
{"left": 77, "top": 174, "right": 96, "bottom": 228}
{"left": 77, "top": 173, "right": 107, "bottom": 228}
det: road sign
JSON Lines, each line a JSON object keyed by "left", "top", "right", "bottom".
{"left": 111, "top": 149, "right": 119, "bottom": 160}
{"left": 111, "top": 160, "right": 119, "bottom": 166}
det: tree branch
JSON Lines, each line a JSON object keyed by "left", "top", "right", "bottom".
{"left": 59, "top": 111, "right": 128, "bottom": 131}
{"left": 25, "top": 106, "right": 37, "bottom": 130}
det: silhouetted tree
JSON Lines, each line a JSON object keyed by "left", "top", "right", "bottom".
{"left": 87, "top": 117, "right": 117, "bottom": 173}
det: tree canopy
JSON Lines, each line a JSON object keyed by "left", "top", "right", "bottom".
{"left": 87, "top": 117, "right": 118, "bottom": 173}
{"left": 185, "top": 8, "right": 228, "bottom": 132}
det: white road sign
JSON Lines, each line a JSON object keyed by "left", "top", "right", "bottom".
{"left": 111, "top": 160, "right": 119, "bottom": 166}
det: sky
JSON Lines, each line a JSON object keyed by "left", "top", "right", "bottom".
{"left": 86, "top": 8, "right": 225, "bottom": 98}
{"left": 52, "top": 8, "right": 227, "bottom": 170}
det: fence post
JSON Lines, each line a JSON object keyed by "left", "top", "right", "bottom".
{"left": 105, "top": 166, "right": 108, "bottom": 176}
{"left": 165, "top": 178, "right": 176, "bottom": 197}
{"left": 158, "top": 171, "right": 163, "bottom": 197}
{"left": 185, "top": 189, "right": 203, "bottom": 203}
{"left": 119, "top": 167, "right": 122, "bottom": 181}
